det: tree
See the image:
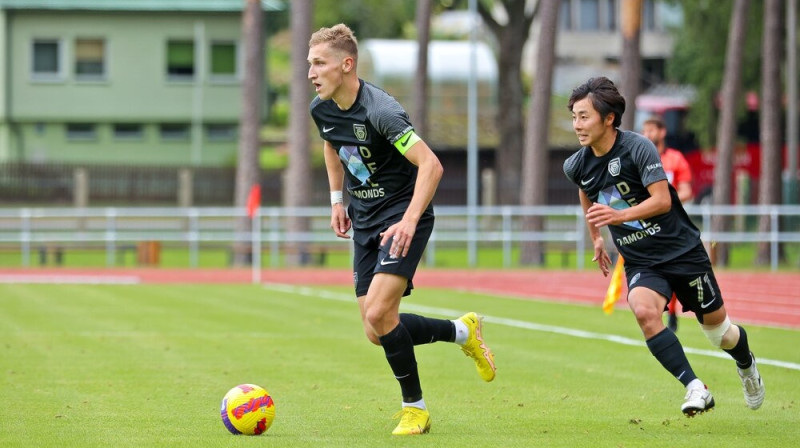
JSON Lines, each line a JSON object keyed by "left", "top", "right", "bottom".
{"left": 711, "top": 0, "right": 751, "bottom": 266}
{"left": 519, "top": 0, "right": 558, "bottom": 265}
{"left": 233, "top": 0, "right": 264, "bottom": 266}
{"left": 411, "top": 0, "right": 434, "bottom": 139}
{"left": 282, "top": 0, "right": 314, "bottom": 266}
{"left": 620, "top": 0, "right": 643, "bottom": 131}
{"left": 756, "top": 0, "right": 784, "bottom": 265}
{"left": 477, "top": 0, "right": 538, "bottom": 205}
{"left": 667, "top": 1, "right": 763, "bottom": 149}
{"left": 313, "top": 0, "right": 415, "bottom": 38}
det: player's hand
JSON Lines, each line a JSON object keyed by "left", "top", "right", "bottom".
{"left": 379, "top": 218, "right": 417, "bottom": 258}
{"left": 586, "top": 203, "right": 622, "bottom": 227}
{"left": 330, "top": 203, "right": 351, "bottom": 239}
{"left": 592, "top": 237, "right": 612, "bottom": 277}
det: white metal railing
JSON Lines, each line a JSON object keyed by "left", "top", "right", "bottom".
{"left": 0, "top": 204, "right": 799, "bottom": 272}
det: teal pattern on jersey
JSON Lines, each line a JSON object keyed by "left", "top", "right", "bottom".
{"left": 339, "top": 145, "right": 371, "bottom": 186}
{"left": 598, "top": 186, "right": 644, "bottom": 229}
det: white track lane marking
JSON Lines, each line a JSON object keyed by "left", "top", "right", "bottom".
{"left": 0, "top": 274, "right": 140, "bottom": 284}
{"left": 263, "top": 283, "right": 800, "bottom": 372}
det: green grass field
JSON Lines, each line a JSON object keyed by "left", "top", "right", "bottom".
{"left": 1, "top": 282, "right": 798, "bottom": 447}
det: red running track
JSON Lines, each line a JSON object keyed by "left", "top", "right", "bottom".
{"left": 0, "top": 267, "right": 798, "bottom": 329}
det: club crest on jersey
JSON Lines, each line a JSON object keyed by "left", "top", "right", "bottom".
{"left": 608, "top": 157, "right": 621, "bottom": 176}
{"left": 353, "top": 124, "right": 367, "bottom": 142}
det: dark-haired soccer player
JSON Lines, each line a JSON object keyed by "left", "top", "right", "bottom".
{"left": 307, "top": 24, "right": 496, "bottom": 435}
{"left": 642, "top": 116, "right": 694, "bottom": 332}
{"left": 563, "top": 76, "right": 764, "bottom": 417}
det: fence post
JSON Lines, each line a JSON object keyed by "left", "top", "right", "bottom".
{"left": 105, "top": 208, "right": 117, "bottom": 267}
{"left": 188, "top": 208, "right": 199, "bottom": 268}
{"left": 20, "top": 209, "right": 31, "bottom": 267}
{"left": 771, "top": 207, "right": 779, "bottom": 271}
{"left": 502, "top": 206, "right": 512, "bottom": 268}
{"left": 251, "top": 211, "right": 261, "bottom": 284}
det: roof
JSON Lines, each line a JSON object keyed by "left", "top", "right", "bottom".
{"left": 0, "top": 0, "right": 284, "bottom": 12}
{"left": 636, "top": 84, "right": 697, "bottom": 112}
{"left": 360, "top": 39, "right": 497, "bottom": 82}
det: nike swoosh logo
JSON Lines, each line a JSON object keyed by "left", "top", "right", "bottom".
{"left": 322, "top": 126, "right": 334, "bottom": 133}
{"left": 380, "top": 258, "right": 399, "bottom": 266}
{"left": 400, "top": 133, "right": 412, "bottom": 146}
{"left": 581, "top": 177, "right": 595, "bottom": 186}
{"left": 700, "top": 298, "right": 717, "bottom": 309}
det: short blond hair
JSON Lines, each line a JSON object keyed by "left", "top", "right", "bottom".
{"left": 309, "top": 23, "right": 358, "bottom": 60}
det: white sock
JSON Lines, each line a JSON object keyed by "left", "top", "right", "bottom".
{"left": 403, "top": 398, "right": 426, "bottom": 410}
{"left": 686, "top": 378, "right": 705, "bottom": 390}
{"left": 452, "top": 319, "right": 469, "bottom": 345}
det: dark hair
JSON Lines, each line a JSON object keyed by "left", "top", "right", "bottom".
{"left": 567, "top": 77, "right": 626, "bottom": 128}
{"left": 643, "top": 116, "right": 666, "bottom": 130}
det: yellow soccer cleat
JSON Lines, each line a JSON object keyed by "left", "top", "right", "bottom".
{"left": 391, "top": 407, "right": 431, "bottom": 435}
{"left": 459, "top": 312, "right": 496, "bottom": 382}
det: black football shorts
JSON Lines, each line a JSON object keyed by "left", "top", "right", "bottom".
{"left": 624, "top": 243, "right": 724, "bottom": 322}
{"left": 352, "top": 214, "right": 434, "bottom": 297}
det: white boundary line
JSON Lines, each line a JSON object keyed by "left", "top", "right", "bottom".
{"left": 263, "top": 283, "right": 800, "bottom": 372}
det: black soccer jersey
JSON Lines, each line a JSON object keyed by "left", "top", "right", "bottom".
{"left": 563, "top": 130, "right": 701, "bottom": 266}
{"left": 310, "top": 79, "right": 433, "bottom": 233}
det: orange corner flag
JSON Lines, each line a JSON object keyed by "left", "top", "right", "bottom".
{"left": 246, "top": 184, "right": 261, "bottom": 218}
{"left": 602, "top": 256, "right": 625, "bottom": 315}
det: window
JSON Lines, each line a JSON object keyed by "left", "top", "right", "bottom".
{"left": 559, "top": 0, "right": 572, "bottom": 30}
{"left": 606, "top": 0, "right": 617, "bottom": 31}
{"left": 643, "top": 0, "right": 657, "bottom": 31}
{"left": 32, "top": 39, "right": 62, "bottom": 80}
{"left": 66, "top": 123, "right": 96, "bottom": 140}
{"left": 206, "top": 124, "right": 237, "bottom": 140}
{"left": 167, "top": 40, "right": 194, "bottom": 79}
{"left": 75, "top": 38, "right": 106, "bottom": 80}
{"left": 160, "top": 123, "right": 190, "bottom": 140}
{"left": 578, "top": 0, "right": 600, "bottom": 30}
{"left": 560, "top": 0, "right": 623, "bottom": 31}
{"left": 114, "top": 123, "right": 143, "bottom": 140}
{"left": 210, "top": 41, "right": 237, "bottom": 79}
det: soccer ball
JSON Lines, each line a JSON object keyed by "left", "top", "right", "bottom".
{"left": 220, "top": 384, "right": 275, "bottom": 435}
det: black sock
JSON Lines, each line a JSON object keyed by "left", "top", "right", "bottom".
{"left": 399, "top": 313, "right": 455, "bottom": 345}
{"left": 646, "top": 328, "right": 697, "bottom": 387}
{"left": 379, "top": 322, "right": 422, "bottom": 402}
{"left": 724, "top": 325, "right": 753, "bottom": 369}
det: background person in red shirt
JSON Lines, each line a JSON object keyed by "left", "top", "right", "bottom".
{"left": 642, "top": 116, "right": 694, "bottom": 332}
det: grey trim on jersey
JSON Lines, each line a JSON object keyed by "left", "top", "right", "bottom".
{"left": 563, "top": 131, "right": 667, "bottom": 187}
{"left": 308, "top": 80, "right": 413, "bottom": 149}
{"left": 359, "top": 81, "right": 414, "bottom": 147}
{"left": 563, "top": 130, "right": 699, "bottom": 267}
{"left": 309, "top": 79, "right": 432, "bottom": 240}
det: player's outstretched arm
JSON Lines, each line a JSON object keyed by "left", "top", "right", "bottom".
{"left": 579, "top": 189, "right": 611, "bottom": 276}
{"left": 323, "top": 140, "right": 351, "bottom": 239}
{"left": 380, "top": 139, "right": 443, "bottom": 258}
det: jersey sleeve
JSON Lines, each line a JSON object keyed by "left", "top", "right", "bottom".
{"left": 309, "top": 96, "right": 326, "bottom": 139}
{"left": 562, "top": 150, "right": 582, "bottom": 186}
{"left": 630, "top": 134, "right": 667, "bottom": 187}
{"left": 363, "top": 85, "right": 415, "bottom": 147}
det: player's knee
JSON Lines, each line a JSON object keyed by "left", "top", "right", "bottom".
{"left": 701, "top": 316, "right": 735, "bottom": 348}
{"left": 364, "top": 307, "right": 384, "bottom": 330}
{"left": 365, "top": 330, "right": 381, "bottom": 346}
{"left": 629, "top": 299, "right": 662, "bottom": 326}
